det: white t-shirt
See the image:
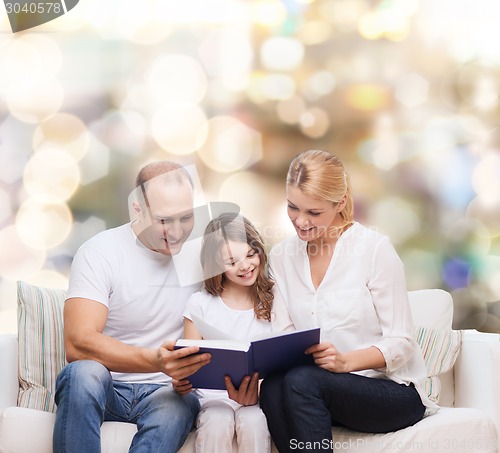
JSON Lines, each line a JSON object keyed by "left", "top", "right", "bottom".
{"left": 269, "top": 222, "right": 438, "bottom": 413}
{"left": 184, "top": 290, "right": 272, "bottom": 407}
{"left": 67, "top": 223, "right": 200, "bottom": 384}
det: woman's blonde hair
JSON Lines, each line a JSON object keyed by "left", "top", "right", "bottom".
{"left": 287, "top": 149, "right": 354, "bottom": 226}
{"left": 201, "top": 212, "right": 274, "bottom": 321}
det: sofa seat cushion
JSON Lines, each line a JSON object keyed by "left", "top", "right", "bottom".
{"left": 331, "top": 407, "right": 498, "bottom": 453}
{"left": 2, "top": 407, "right": 496, "bottom": 453}
{"left": 0, "top": 406, "right": 197, "bottom": 453}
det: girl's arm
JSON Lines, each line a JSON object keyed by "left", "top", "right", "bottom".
{"left": 183, "top": 317, "right": 203, "bottom": 340}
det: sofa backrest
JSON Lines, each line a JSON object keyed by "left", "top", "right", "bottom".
{"left": 408, "top": 289, "right": 453, "bottom": 330}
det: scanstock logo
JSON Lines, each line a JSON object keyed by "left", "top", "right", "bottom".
{"left": 4, "top": 0, "right": 79, "bottom": 32}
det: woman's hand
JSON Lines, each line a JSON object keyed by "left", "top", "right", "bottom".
{"left": 172, "top": 378, "right": 194, "bottom": 395}
{"left": 225, "top": 372, "right": 259, "bottom": 406}
{"left": 306, "top": 342, "right": 350, "bottom": 373}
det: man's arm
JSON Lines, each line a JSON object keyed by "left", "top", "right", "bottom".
{"left": 64, "top": 297, "right": 211, "bottom": 380}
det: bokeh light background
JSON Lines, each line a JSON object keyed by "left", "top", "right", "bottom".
{"left": 1, "top": 0, "right": 500, "bottom": 334}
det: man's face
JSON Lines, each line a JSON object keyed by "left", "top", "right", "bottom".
{"left": 135, "top": 178, "right": 195, "bottom": 256}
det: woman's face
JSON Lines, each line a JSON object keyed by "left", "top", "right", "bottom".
{"left": 220, "top": 240, "right": 261, "bottom": 288}
{"left": 286, "top": 185, "right": 344, "bottom": 242}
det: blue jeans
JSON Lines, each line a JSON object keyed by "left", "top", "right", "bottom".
{"left": 53, "top": 360, "right": 200, "bottom": 453}
{"left": 260, "top": 366, "right": 425, "bottom": 453}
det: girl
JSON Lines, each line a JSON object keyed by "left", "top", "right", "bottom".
{"left": 175, "top": 212, "right": 274, "bottom": 453}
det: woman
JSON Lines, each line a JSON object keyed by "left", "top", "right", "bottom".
{"left": 260, "top": 150, "right": 437, "bottom": 452}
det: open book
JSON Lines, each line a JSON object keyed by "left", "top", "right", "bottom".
{"left": 175, "top": 315, "right": 320, "bottom": 390}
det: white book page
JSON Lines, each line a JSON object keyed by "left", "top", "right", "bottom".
{"left": 191, "top": 314, "right": 236, "bottom": 341}
{"left": 176, "top": 338, "right": 250, "bottom": 352}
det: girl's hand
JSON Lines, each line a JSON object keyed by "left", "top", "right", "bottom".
{"left": 225, "top": 372, "right": 259, "bottom": 406}
{"left": 172, "top": 378, "right": 194, "bottom": 395}
{"left": 306, "top": 342, "right": 349, "bottom": 373}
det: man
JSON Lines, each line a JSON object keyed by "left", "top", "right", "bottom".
{"left": 53, "top": 161, "right": 211, "bottom": 453}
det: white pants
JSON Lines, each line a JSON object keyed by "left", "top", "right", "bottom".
{"left": 195, "top": 398, "right": 271, "bottom": 453}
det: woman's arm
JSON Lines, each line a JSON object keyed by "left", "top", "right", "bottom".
{"left": 306, "top": 343, "right": 386, "bottom": 373}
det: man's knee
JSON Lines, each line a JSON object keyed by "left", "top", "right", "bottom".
{"left": 56, "top": 360, "right": 112, "bottom": 397}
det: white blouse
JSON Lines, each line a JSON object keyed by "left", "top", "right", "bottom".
{"left": 269, "top": 222, "right": 437, "bottom": 412}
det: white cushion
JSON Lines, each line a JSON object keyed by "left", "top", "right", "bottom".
{"left": 17, "top": 281, "right": 67, "bottom": 412}
{"left": 0, "top": 406, "right": 199, "bottom": 453}
{"left": 332, "top": 407, "right": 498, "bottom": 453}
{"left": 408, "top": 289, "right": 461, "bottom": 404}
{"left": 415, "top": 326, "right": 461, "bottom": 403}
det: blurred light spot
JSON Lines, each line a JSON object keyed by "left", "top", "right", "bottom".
{"left": 395, "top": 73, "right": 429, "bottom": 108}
{"left": 23, "top": 149, "right": 80, "bottom": 203}
{"left": 64, "top": 216, "right": 107, "bottom": 255}
{"left": 198, "top": 28, "right": 253, "bottom": 90}
{"left": 401, "top": 249, "right": 442, "bottom": 291}
{"left": 456, "top": 63, "right": 500, "bottom": 113}
{"left": 260, "top": 37, "right": 304, "bottom": 71}
{"left": 358, "top": 5, "right": 412, "bottom": 41}
{"left": 469, "top": 255, "right": 500, "bottom": 301}
{"left": 0, "top": 188, "right": 12, "bottom": 224}
{"left": 442, "top": 258, "right": 471, "bottom": 289}
{"left": 467, "top": 197, "right": 500, "bottom": 237}
{"left": 16, "top": 199, "right": 73, "bottom": 250}
{"left": 319, "top": 0, "right": 368, "bottom": 30}
{"left": 91, "top": 110, "right": 146, "bottom": 157}
{"left": 297, "top": 20, "right": 332, "bottom": 45}
{"left": 367, "top": 197, "right": 420, "bottom": 244}
{"left": 472, "top": 152, "right": 500, "bottom": 207}
{"left": 146, "top": 55, "right": 207, "bottom": 105}
{"left": 434, "top": 145, "right": 476, "bottom": 210}
{"left": 25, "top": 269, "right": 69, "bottom": 290}
{"left": 154, "top": 0, "right": 249, "bottom": 25}
{"left": 358, "top": 114, "right": 418, "bottom": 170}
{"left": 33, "top": 113, "right": 89, "bottom": 162}
{"left": 110, "top": 0, "right": 171, "bottom": 44}
{"left": 420, "top": 118, "right": 460, "bottom": 164}
{"left": 0, "top": 34, "right": 61, "bottom": 94}
{"left": 299, "top": 108, "right": 330, "bottom": 138}
{"left": 302, "top": 71, "right": 336, "bottom": 101}
{"left": 7, "top": 80, "right": 64, "bottom": 124}
{"left": 198, "top": 116, "right": 262, "bottom": 172}
{"left": 451, "top": 287, "right": 487, "bottom": 329}
{"left": 251, "top": 0, "right": 287, "bottom": 27}
{"left": 0, "top": 116, "right": 33, "bottom": 184}
{"left": 152, "top": 102, "right": 208, "bottom": 155}
{"left": 218, "top": 172, "right": 271, "bottom": 225}
{"left": 79, "top": 135, "right": 110, "bottom": 185}
{"left": 472, "top": 75, "right": 499, "bottom": 112}
{"left": 261, "top": 74, "right": 296, "bottom": 100}
{"left": 0, "top": 225, "right": 46, "bottom": 281}
{"left": 276, "top": 95, "right": 306, "bottom": 124}
{"left": 344, "top": 84, "right": 390, "bottom": 111}
{"left": 444, "top": 218, "right": 492, "bottom": 259}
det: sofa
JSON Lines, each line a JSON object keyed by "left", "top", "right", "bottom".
{"left": 0, "top": 282, "right": 499, "bottom": 453}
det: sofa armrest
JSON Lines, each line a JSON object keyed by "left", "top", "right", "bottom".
{"left": 454, "top": 329, "right": 500, "bottom": 437}
{"left": 0, "top": 334, "right": 18, "bottom": 411}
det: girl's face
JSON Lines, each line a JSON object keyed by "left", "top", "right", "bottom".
{"left": 286, "top": 185, "right": 345, "bottom": 242}
{"left": 220, "top": 240, "right": 261, "bottom": 288}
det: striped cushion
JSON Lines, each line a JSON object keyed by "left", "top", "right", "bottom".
{"left": 415, "top": 326, "right": 462, "bottom": 403}
{"left": 17, "top": 281, "right": 67, "bottom": 412}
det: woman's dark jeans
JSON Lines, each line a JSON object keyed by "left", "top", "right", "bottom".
{"left": 260, "top": 366, "right": 425, "bottom": 453}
